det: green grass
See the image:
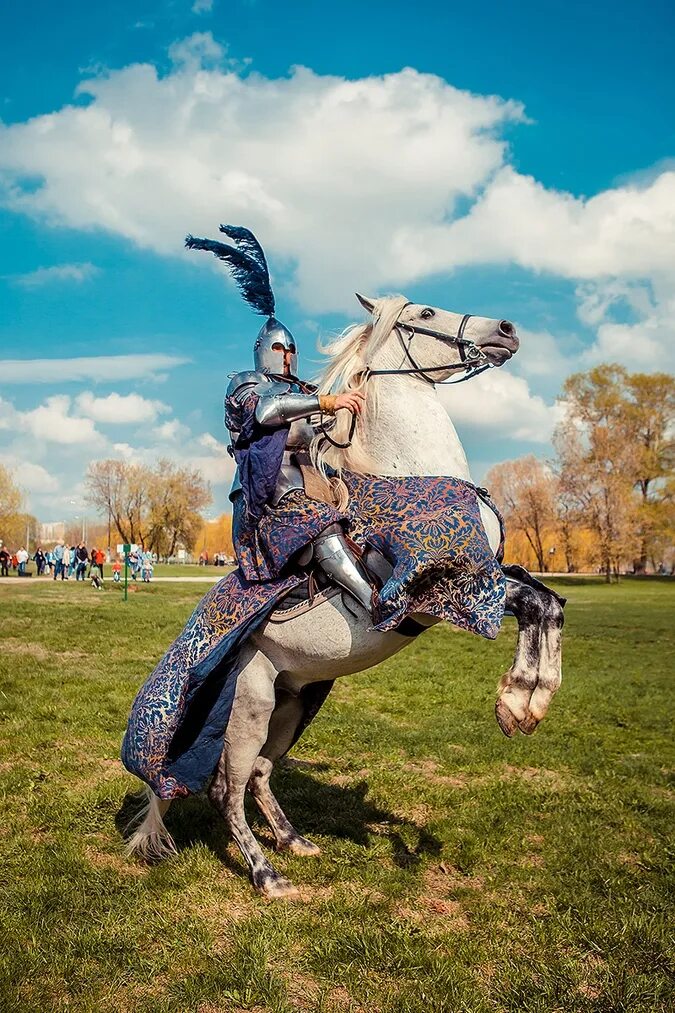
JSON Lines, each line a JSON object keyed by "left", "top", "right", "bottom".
{"left": 0, "top": 578, "right": 672, "bottom": 1013}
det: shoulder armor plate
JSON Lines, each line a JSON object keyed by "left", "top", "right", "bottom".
{"left": 226, "top": 370, "right": 269, "bottom": 403}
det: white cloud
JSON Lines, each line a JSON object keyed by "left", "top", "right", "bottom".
{"left": 439, "top": 369, "right": 563, "bottom": 444}
{"left": 0, "top": 394, "right": 104, "bottom": 445}
{"left": 75, "top": 390, "right": 170, "bottom": 424}
{"left": 22, "top": 395, "right": 102, "bottom": 445}
{"left": 152, "top": 418, "right": 189, "bottom": 440}
{"left": 0, "top": 54, "right": 524, "bottom": 311}
{"left": 0, "top": 354, "right": 189, "bottom": 384}
{"left": 192, "top": 0, "right": 214, "bottom": 16}
{"left": 168, "top": 31, "right": 224, "bottom": 69}
{"left": 6, "top": 459, "right": 59, "bottom": 495}
{"left": 9, "top": 262, "right": 99, "bottom": 287}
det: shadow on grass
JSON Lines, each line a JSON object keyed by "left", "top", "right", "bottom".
{"left": 116, "top": 764, "right": 441, "bottom": 883}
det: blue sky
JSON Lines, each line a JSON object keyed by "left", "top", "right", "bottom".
{"left": 1, "top": 0, "right": 674, "bottom": 522}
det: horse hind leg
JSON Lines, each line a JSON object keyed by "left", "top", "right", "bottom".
{"left": 208, "top": 646, "right": 299, "bottom": 899}
{"left": 247, "top": 687, "right": 321, "bottom": 857}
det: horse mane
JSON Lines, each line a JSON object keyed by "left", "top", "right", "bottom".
{"left": 310, "top": 295, "right": 408, "bottom": 507}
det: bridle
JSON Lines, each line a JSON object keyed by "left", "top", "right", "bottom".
{"left": 317, "top": 303, "right": 494, "bottom": 449}
{"left": 365, "top": 303, "right": 493, "bottom": 387}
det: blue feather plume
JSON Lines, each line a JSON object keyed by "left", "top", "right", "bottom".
{"left": 185, "top": 228, "right": 275, "bottom": 317}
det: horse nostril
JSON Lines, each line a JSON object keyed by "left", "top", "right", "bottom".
{"left": 498, "top": 320, "right": 515, "bottom": 337}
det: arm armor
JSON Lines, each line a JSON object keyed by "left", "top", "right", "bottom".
{"left": 255, "top": 387, "right": 322, "bottom": 427}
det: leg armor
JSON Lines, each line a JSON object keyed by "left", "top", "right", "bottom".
{"left": 313, "top": 524, "right": 376, "bottom": 619}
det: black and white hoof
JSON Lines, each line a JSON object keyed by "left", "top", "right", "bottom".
{"left": 252, "top": 864, "right": 300, "bottom": 900}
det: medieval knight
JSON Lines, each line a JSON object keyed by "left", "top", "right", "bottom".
{"left": 186, "top": 226, "right": 375, "bottom": 619}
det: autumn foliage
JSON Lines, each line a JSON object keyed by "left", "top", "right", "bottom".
{"left": 488, "top": 366, "right": 674, "bottom": 578}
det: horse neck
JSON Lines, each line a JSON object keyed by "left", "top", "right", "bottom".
{"left": 355, "top": 374, "right": 472, "bottom": 480}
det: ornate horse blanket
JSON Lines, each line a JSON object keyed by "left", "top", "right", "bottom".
{"left": 121, "top": 474, "right": 505, "bottom": 799}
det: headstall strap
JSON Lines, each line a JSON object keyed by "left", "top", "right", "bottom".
{"left": 317, "top": 305, "right": 493, "bottom": 450}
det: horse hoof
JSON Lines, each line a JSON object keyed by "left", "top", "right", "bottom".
{"left": 279, "top": 836, "right": 321, "bottom": 858}
{"left": 495, "top": 699, "right": 519, "bottom": 738}
{"left": 518, "top": 714, "right": 539, "bottom": 735}
{"left": 258, "top": 876, "right": 301, "bottom": 901}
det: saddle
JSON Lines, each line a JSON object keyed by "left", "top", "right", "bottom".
{"left": 269, "top": 544, "right": 391, "bottom": 623}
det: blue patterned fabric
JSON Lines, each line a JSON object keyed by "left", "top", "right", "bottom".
{"left": 224, "top": 389, "right": 289, "bottom": 524}
{"left": 121, "top": 568, "right": 301, "bottom": 798}
{"left": 347, "top": 473, "right": 505, "bottom": 639}
{"left": 121, "top": 473, "right": 505, "bottom": 798}
{"left": 233, "top": 487, "right": 348, "bottom": 582}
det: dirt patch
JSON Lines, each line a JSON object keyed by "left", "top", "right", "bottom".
{"left": 404, "top": 758, "right": 471, "bottom": 787}
{"left": 500, "top": 765, "right": 568, "bottom": 789}
{"left": 2, "top": 638, "right": 87, "bottom": 662}
{"left": 84, "top": 845, "right": 145, "bottom": 876}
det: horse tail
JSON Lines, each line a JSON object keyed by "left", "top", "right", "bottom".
{"left": 124, "top": 784, "right": 177, "bottom": 862}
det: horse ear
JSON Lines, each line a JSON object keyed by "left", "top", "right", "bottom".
{"left": 355, "top": 293, "right": 376, "bottom": 314}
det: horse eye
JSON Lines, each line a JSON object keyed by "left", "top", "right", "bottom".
{"left": 420, "top": 307, "right": 435, "bottom": 319}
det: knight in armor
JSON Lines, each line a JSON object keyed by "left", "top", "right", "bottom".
{"left": 186, "top": 225, "right": 377, "bottom": 620}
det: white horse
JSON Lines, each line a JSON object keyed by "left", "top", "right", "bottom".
{"left": 127, "top": 295, "right": 564, "bottom": 898}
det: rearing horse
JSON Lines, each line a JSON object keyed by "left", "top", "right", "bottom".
{"left": 127, "top": 294, "right": 564, "bottom": 898}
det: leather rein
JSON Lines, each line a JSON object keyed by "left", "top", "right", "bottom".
{"left": 317, "top": 305, "right": 492, "bottom": 450}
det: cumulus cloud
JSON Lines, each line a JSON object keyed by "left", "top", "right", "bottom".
{"left": 6, "top": 459, "right": 59, "bottom": 495}
{"left": 0, "top": 353, "right": 189, "bottom": 384}
{"left": 438, "top": 369, "right": 563, "bottom": 444}
{"left": 8, "top": 395, "right": 104, "bottom": 445}
{"left": 75, "top": 391, "right": 171, "bottom": 424}
{"left": 0, "top": 53, "right": 524, "bottom": 310}
{"left": 152, "top": 418, "right": 190, "bottom": 440}
{"left": 9, "top": 262, "right": 99, "bottom": 287}
{"left": 192, "top": 0, "right": 214, "bottom": 13}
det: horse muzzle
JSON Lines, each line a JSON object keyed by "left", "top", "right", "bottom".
{"left": 476, "top": 320, "right": 519, "bottom": 365}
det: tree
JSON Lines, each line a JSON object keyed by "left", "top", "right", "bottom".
{"left": 624, "top": 373, "right": 675, "bottom": 571}
{"left": 486, "top": 455, "right": 557, "bottom": 571}
{"left": 0, "top": 463, "right": 23, "bottom": 530}
{"left": 85, "top": 459, "right": 212, "bottom": 555}
{"left": 145, "top": 459, "right": 212, "bottom": 557}
{"left": 554, "top": 365, "right": 641, "bottom": 581}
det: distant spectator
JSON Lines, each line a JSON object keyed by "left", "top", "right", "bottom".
{"left": 16, "top": 546, "right": 29, "bottom": 576}
{"left": 96, "top": 546, "right": 106, "bottom": 579}
{"left": 89, "top": 546, "right": 105, "bottom": 581}
{"left": 112, "top": 558, "right": 122, "bottom": 583}
{"left": 67, "top": 545, "right": 77, "bottom": 579}
{"left": 44, "top": 549, "right": 54, "bottom": 575}
{"left": 34, "top": 547, "right": 46, "bottom": 576}
{"left": 141, "top": 551, "right": 153, "bottom": 583}
{"left": 0, "top": 544, "right": 10, "bottom": 577}
{"left": 62, "top": 544, "right": 71, "bottom": 580}
{"left": 52, "top": 540, "right": 65, "bottom": 580}
{"left": 75, "top": 543, "right": 88, "bottom": 581}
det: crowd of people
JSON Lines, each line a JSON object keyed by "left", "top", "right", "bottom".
{"left": 0, "top": 540, "right": 118, "bottom": 587}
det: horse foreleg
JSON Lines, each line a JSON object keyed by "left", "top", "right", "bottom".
{"left": 208, "top": 648, "right": 299, "bottom": 899}
{"left": 526, "top": 591, "right": 564, "bottom": 727}
{"left": 248, "top": 687, "right": 321, "bottom": 857}
{"left": 496, "top": 580, "right": 547, "bottom": 736}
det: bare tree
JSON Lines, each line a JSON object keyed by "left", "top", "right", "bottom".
{"left": 85, "top": 459, "right": 211, "bottom": 555}
{"left": 486, "top": 455, "right": 557, "bottom": 571}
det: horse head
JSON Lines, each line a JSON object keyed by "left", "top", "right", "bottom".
{"left": 355, "top": 293, "right": 519, "bottom": 381}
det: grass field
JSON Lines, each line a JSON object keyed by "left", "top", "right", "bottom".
{"left": 0, "top": 577, "right": 672, "bottom": 1012}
